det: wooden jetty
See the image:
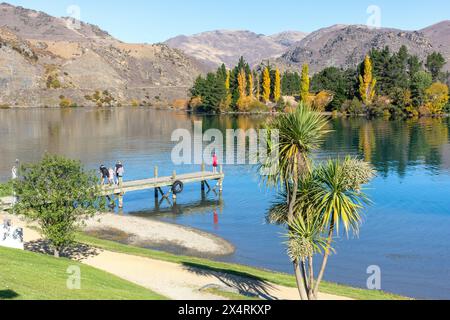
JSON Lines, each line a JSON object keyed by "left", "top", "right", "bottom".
{"left": 102, "top": 165, "right": 224, "bottom": 208}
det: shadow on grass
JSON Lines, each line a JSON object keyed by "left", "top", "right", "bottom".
{"left": 25, "top": 240, "right": 100, "bottom": 261}
{"left": 182, "top": 262, "right": 279, "bottom": 300}
{"left": 0, "top": 290, "right": 19, "bottom": 300}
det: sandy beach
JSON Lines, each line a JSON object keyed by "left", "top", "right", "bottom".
{"left": 84, "top": 213, "right": 235, "bottom": 256}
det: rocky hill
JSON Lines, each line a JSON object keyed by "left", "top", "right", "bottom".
{"left": 274, "top": 24, "right": 449, "bottom": 73}
{"left": 165, "top": 30, "right": 307, "bottom": 69}
{"left": 0, "top": 2, "right": 204, "bottom": 107}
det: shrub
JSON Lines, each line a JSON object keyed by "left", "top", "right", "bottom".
{"left": 341, "top": 98, "right": 364, "bottom": 116}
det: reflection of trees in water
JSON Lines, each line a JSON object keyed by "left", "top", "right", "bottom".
{"left": 323, "top": 117, "right": 450, "bottom": 177}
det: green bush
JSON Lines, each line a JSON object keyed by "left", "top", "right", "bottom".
{"left": 0, "top": 181, "right": 13, "bottom": 197}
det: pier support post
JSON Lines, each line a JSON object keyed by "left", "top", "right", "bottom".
{"left": 118, "top": 193, "right": 124, "bottom": 209}
{"left": 154, "top": 166, "right": 159, "bottom": 199}
{"left": 172, "top": 171, "right": 177, "bottom": 202}
{"left": 219, "top": 165, "right": 224, "bottom": 193}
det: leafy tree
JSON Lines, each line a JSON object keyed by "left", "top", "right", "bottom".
{"left": 410, "top": 71, "right": 433, "bottom": 107}
{"left": 359, "top": 55, "right": 377, "bottom": 105}
{"left": 260, "top": 105, "right": 330, "bottom": 299}
{"left": 282, "top": 71, "right": 301, "bottom": 96}
{"left": 13, "top": 154, "right": 105, "bottom": 257}
{"left": 311, "top": 67, "right": 355, "bottom": 111}
{"left": 267, "top": 157, "right": 374, "bottom": 300}
{"left": 262, "top": 67, "right": 271, "bottom": 102}
{"left": 300, "top": 64, "right": 310, "bottom": 103}
{"left": 248, "top": 72, "right": 254, "bottom": 98}
{"left": 274, "top": 68, "right": 281, "bottom": 102}
{"left": 424, "top": 82, "right": 449, "bottom": 114}
{"left": 426, "top": 52, "right": 446, "bottom": 82}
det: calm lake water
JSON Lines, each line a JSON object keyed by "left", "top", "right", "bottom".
{"left": 1, "top": 107, "right": 450, "bottom": 299}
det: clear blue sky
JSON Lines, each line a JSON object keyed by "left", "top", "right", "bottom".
{"left": 6, "top": 0, "right": 450, "bottom": 43}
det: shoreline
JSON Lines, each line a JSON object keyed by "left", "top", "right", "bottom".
{"left": 1, "top": 210, "right": 235, "bottom": 257}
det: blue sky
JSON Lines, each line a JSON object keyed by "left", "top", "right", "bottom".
{"left": 6, "top": 0, "right": 450, "bottom": 43}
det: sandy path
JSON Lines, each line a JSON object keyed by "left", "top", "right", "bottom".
{"left": 82, "top": 250, "right": 351, "bottom": 300}
{"left": 1, "top": 213, "right": 350, "bottom": 301}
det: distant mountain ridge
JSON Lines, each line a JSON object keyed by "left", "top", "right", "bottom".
{"left": 274, "top": 23, "right": 450, "bottom": 73}
{"left": 164, "top": 30, "right": 308, "bottom": 69}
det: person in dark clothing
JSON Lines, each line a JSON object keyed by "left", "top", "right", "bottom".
{"left": 115, "top": 161, "right": 124, "bottom": 186}
{"left": 100, "top": 165, "right": 109, "bottom": 185}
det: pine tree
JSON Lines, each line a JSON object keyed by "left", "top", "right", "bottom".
{"left": 255, "top": 71, "right": 261, "bottom": 101}
{"left": 274, "top": 68, "right": 281, "bottom": 102}
{"left": 262, "top": 67, "right": 271, "bottom": 102}
{"left": 359, "top": 55, "right": 377, "bottom": 105}
{"left": 300, "top": 64, "right": 310, "bottom": 103}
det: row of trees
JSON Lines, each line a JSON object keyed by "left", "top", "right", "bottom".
{"left": 190, "top": 57, "right": 316, "bottom": 113}
{"left": 190, "top": 47, "right": 450, "bottom": 117}
{"left": 311, "top": 46, "right": 450, "bottom": 117}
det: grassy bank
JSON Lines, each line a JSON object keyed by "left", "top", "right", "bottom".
{"left": 77, "top": 233, "right": 410, "bottom": 300}
{"left": 0, "top": 246, "right": 166, "bottom": 300}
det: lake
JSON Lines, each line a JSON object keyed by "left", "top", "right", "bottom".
{"left": 1, "top": 107, "right": 450, "bottom": 299}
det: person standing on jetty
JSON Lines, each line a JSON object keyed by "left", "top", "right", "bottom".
{"left": 100, "top": 165, "right": 109, "bottom": 185}
{"left": 115, "top": 161, "right": 124, "bottom": 186}
{"left": 212, "top": 152, "right": 218, "bottom": 174}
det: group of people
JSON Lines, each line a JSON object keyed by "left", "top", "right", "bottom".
{"left": 100, "top": 161, "right": 124, "bottom": 186}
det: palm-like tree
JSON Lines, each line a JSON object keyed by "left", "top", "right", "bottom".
{"left": 310, "top": 158, "right": 374, "bottom": 298}
{"left": 267, "top": 158, "right": 375, "bottom": 300}
{"left": 260, "top": 104, "right": 330, "bottom": 299}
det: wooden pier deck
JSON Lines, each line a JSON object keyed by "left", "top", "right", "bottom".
{"left": 102, "top": 171, "right": 224, "bottom": 195}
{"left": 101, "top": 166, "right": 224, "bottom": 208}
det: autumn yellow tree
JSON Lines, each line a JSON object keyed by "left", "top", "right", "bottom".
{"left": 274, "top": 68, "right": 281, "bottom": 102}
{"left": 359, "top": 55, "right": 377, "bottom": 105}
{"left": 238, "top": 68, "right": 247, "bottom": 98}
{"left": 225, "top": 70, "right": 230, "bottom": 93}
{"left": 300, "top": 64, "right": 310, "bottom": 104}
{"left": 262, "top": 67, "right": 271, "bottom": 103}
{"left": 424, "top": 82, "right": 449, "bottom": 114}
{"left": 248, "top": 72, "right": 254, "bottom": 98}
{"left": 237, "top": 68, "right": 251, "bottom": 111}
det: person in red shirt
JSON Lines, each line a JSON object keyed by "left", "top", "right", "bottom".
{"left": 212, "top": 152, "right": 218, "bottom": 173}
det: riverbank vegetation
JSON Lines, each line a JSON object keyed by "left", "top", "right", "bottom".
{"left": 189, "top": 47, "right": 450, "bottom": 118}
{"left": 0, "top": 246, "right": 165, "bottom": 300}
{"left": 12, "top": 155, "right": 105, "bottom": 257}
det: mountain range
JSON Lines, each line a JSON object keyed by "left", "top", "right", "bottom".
{"left": 0, "top": 2, "right": 449, "bottom": 108}
{"left": 165, "top": 30, "right": 307, "bottom": 69}
{"left": 0, "top": 2, "right": 204, "bottom": 108}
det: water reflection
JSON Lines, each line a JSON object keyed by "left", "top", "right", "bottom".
{"left": 1, "top": 108, "right": 450, "bottom": 298}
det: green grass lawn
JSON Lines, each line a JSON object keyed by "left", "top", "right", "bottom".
{"left": 77, "top": 233, "right": 410, "bottom": 300}
{"left": 0, "top": 246, "right": 166, "bottom": 300}
{"left": 0, "top": 181, "right": 13, "bottom": 197}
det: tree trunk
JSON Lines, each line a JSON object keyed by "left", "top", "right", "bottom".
{"left": 308, "top": 256, "right": 317, "bottom": 300}
{"left": 313, "top": 227, "right": 334, "bottom": 296}
{"left": 294, "top": 260, "right": 308, "bottom": 300}
{"left": 300, "top": 259, "right": 311, "bottom": 299}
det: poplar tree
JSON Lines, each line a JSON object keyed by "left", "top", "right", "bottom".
{"left": 248, "top": 72, "right": 254, "bottom": 98}
{"left": 300, "top": 64, "right": 310, "bottom": 103}
{"left": 359, "top": 55, "right": 377, "bottom": 105}
{"left": 238, "top": 68, "right": 247, "bottom": 99}
{"left": 263, "top": 67, "right": 271, "bottom": 102}
{"left": 274, "top": 68, "right": 281, "bottom": 102}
